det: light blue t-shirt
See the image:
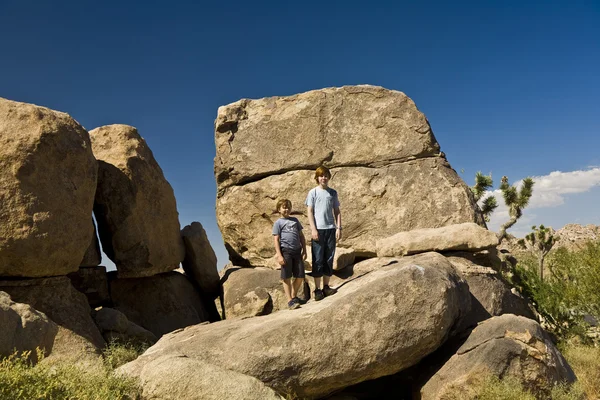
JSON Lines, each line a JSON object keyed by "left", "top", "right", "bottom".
{"left": 272, "top": 217, "right": 303, "bottom": 251}
{"left": 305, "top": 187, "right": 340, "bottom": 229}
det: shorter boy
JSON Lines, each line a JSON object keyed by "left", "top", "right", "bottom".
{"left": 272, "top": 198, "right": 307, "bottom": 310}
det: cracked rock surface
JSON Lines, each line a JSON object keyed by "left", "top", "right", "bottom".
{"left": 420, "top": 314, "right": 576, "bottom": 399}
{"left": 214, "top": 86, "right": 484, "bottom": 268}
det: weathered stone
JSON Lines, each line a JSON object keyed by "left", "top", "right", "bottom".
{"left": 119, "top": 253, "right": 470, "bottom": 399}
{"left": 0, "top": 291, "right": 58, "bottom": 361}
{"left": 131, "top": 354, "right": 284, "bottom": 400}
{"left": 93, "top": 307, "right": 157, "bottom": 345}
{"left": 80, "top": 220, "right": 101, "bottom": 267}
{"left": 67, "top": 266, "right": 110, "bottom": 308}
{"left": 555, "top": 223, "right": 600, "bottom": 250}
{"left": 181, "top": 221, "right": 221, "bottom": 299}
{"left": 109, "top": 271, "right": 211, "bottom": 338}
{"left": 90, "top": 124, "right": 184, "bottom": 278}
{"left": 222, "top": 267, "right": 308, "bottom": 319}
{"left": 215, "top": 85, "right": 441, "bottom": 189}
{"left": 218, "top": 162, "right": 483, "bottom": 268}
{"left": 420, "top": 314, "right": 576, "bottom": 399}
{"left": 446, "top": 254, "right": 535, "bottom": 331}
{"left": 0, "top": 277, "right": 105, "bottom": 365}
{"left": 0, "top": 97, "right": 97, "bottom": 277}
{"left": 377, "top": 222, "right": 498, "bottom": 257}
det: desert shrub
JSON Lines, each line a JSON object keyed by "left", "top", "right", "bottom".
{"left": 0, "top": 349, "right": 140, "bottom": 400}
{"left": 561, "top": 343, "right": 600, "bottom": 399}
{"left": 102, "top": 340, "right": 149, "bottom": 370}
{"left": 512, "top": 240, "right": 600, "bottom": 339}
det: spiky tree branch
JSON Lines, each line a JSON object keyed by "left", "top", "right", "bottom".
{"left": 471, "top": 172, "right": 498, "bottom": 222}
{"left": 497, "top": 176, "right": 534, "bottom": 243}
{"left": 517, "top": 224, "right": 558, "bottom": 281}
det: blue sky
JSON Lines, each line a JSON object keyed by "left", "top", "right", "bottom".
{"left": 1, "top": 0, "right": 599, "bottom": 269}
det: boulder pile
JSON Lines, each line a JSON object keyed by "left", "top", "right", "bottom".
{"left": 0, "top": 97, "right": 220, "bottom": 365}
{"left": 0, "top": 87, "right": 577, "bottom": 398}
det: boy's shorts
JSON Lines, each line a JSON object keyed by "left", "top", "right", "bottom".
{"left": 281, "top": 248, "right": 305, "bottom": 280}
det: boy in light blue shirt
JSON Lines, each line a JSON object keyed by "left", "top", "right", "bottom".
{"left": 305, "top": 166, "right": 342, "bottom": 301}
{"left": 273, "top": 198, "right": 307, "bottom": 310}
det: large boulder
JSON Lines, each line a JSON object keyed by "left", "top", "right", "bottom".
{"left": 420, "top": 314, "right": 576, "bottom": 399}
{"left": 119, "top": 252, "right": 470, "bottom": 399}
{"left": 0, "top": 291, "right": 58, "bottom": 361}
{"left": 221, "top": 267, "right": 309, "bottom": 319}
{"left": 446, "top": 253, "right": 535, "bottom": 331}
{"left": 0, "top": 277, "right": 105, "bottom": 365}
{"left": 377, "top": 223, "right": 499, "bottom": 257}
{"left": 0, "top": 98, "right": 97, "bottom": 277}
{"left": 90, "top": 124, "right": 184, "bottom": 278}
{"left": 132, "top": 354, "right": 283, "bottom": 400}
{"left": 215, "top": 86, "right": 484, "bottom": 268}
{"left": 181, "top": 222, "right": 221, "bottom": 299}
{"left": 93, "top": 307, "right": 157, "bottom": 345}
{"left": 80, "top": 220, "right": 102, "bottom": 267}
{"left": 109, "top": 271, "right": 211, "bottom": 338}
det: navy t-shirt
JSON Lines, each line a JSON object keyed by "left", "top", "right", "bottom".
{"left": 272, "top": 217, "right": 303, "bottom": 251}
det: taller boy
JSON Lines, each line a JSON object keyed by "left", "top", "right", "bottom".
{"left": 306, "top": 166, "right": 342, "bottom": 301}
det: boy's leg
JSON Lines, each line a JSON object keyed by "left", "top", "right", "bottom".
{"left": 282, "top": 278, "right": 293, "bottom": 302}
{"left": 291, "top": 252, "right": 305, "bottom": 299}
{"left": 311, "top": 233, "right": 326, "bottom": 301}
{"left": 323, "top": 229, "right": 337, "bottom": 296}
{"left": 292, "top": 277, "right": 303, "bottom": 298}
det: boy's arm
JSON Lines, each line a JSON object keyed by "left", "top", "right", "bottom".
{"left": 273, "top": 235, "right": 286, "bottom": 266}
{"left": 307, "top": 205, "right": 319, "bottom": 240}
{"left": 334, "top": 206, "right": 342, "bottom": 240}
{"left": 300, "top": 233, "right": 307, "bottom": 260}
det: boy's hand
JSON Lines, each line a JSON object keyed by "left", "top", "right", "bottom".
{"left": 336, "top": 228, "right": 342, "bottom": 241}
{"left": 311, "top": 228, "right": 319, "bottom": 241}
{"left": 277, "top": 255, "right": 286, "bottom": 266}
{"left": 302, "top": 249, "right": 307, "bottom": 260}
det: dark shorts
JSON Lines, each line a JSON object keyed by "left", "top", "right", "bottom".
{"left": 281, "top": 248, "right": 305, "bottom": 280}
{"left": 311, "top": 228, "right": 336, "bottom": 278}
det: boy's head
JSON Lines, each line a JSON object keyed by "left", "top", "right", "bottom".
{"left": 314, "top": 166, "right": 331, "bottom": 184}
{"left": 276, "top": 199, "right": 292, "bottom": 216}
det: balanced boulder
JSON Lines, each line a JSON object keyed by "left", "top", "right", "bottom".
{"left": 119, "top": 252, "right": 470, "bottom": 399}
{"left": 0, "top": 98, "right": 97, "bottom": 277}
{"left": 215, "top": 86, "right": 484, "bottom": 268}
{"left": 90, "top": 124, "right": 184, "bottom": 278}
{"left": 181, "top": 221, "right": 221, "bottom": 299}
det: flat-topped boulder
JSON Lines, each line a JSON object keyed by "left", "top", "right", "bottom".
{"left": 0, "top": 97, "right": 97, "bottom": 277}
{"left": 90, "top": 124, "right": 185, "bottom": 278}
{"left": 119, "top": 252, "right": 470, "bottom": 399}
{"left": 376, "top": 223, "right": 498, "bottom": 257}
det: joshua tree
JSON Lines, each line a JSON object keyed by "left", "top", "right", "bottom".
{"left": 471, "top": 172, "right": 498, "bottom": 222}
{"left": 496, "top": 176, "right": 534, "bottom": 243}
{"left": 518, "top": 225, "right": 558, "bottom": 281}
{"left": 471, "top": 173, "right": 534, "bottom": 243}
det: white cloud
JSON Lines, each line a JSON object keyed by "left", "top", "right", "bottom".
{"left": 483, "top": 168, "right": 600, "bottom": 236}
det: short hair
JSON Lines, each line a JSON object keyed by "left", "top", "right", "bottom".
{"left": 314, "top": 166, "right": 331, "bottom": 183}
{"left": 276, "top": 198, "right": 292, "bottom": 211}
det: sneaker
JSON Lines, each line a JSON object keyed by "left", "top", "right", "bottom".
{"left": 292, "top": 296, "right": 305, "bottom": 305}
{"left": 323, "top": 285, "right": 338, "bottom": 297}
{"left": 314, "top": 289, "right": 325, "bottom": 301}
{"left": 288, "top": 299, "right": 300, "bottom": 310}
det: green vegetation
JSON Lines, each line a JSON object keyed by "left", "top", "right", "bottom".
{"left": 512, "top": 240, "right": 600, "bottom": 339}
{"left": 470, "top": 173, "right": 534, "bottom": 242}
{"left": 0, "top": 344, "right": 143, "bottom": 400}
{"left": 518, "top": 224, "right": 558, "bottom": 281}
{"left": 102, "top": 340, "right": 149, "bottom": 370}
